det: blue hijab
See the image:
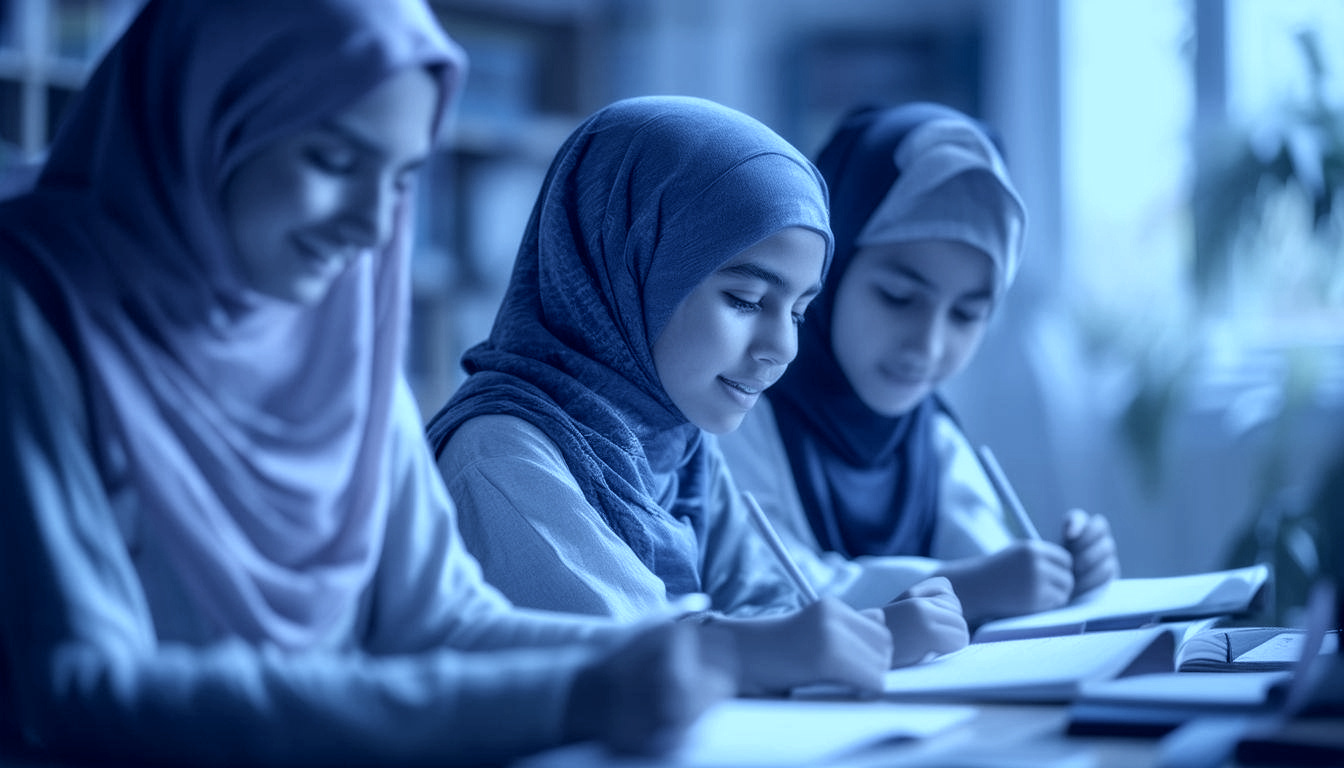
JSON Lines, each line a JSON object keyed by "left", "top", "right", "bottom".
{"left": 426, "top": 96, "right": 832, "bottom": 594}
{"left": 766, "top": 103, "right": 1024, "bottom": 559}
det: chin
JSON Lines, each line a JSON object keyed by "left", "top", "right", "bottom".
{"left": 695, "top": 412, "right": 748, "bottom": 435}
{"left": 862, "top": 389, "right": 926, "bottom": 418}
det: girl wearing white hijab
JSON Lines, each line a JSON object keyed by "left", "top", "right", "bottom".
{"left": 720, "top": 103, "right": 1121, "bottom": 626}
{"left": 0, "top": 2, "right": 735, "bottom": 764}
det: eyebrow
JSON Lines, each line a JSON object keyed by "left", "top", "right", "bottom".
{"left": 719, "top": 262, "right": 823, "bottom": 299}
{"left": 878, "top": 261, "right": 994, "bottom": 301}
{"left": 316, "top": 119, "right": 429, "bottom": 172}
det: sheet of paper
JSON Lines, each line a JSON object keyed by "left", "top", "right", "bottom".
{"left": 866, "top": 627, "right": 1176, "bottom": 703}
{"left": 973, "top": 565, "right": 1269, "bottom": 642}
{"left": 668, "top": 699, "right": 976, "bottom": 766}
{"left": 1234, "top": 631, "right": 1339, "bottom": 663}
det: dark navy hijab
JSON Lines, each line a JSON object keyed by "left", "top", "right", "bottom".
{"left": 426, "top": 96, "right": 832, "bottom": 595}
{"left": 766, "top": 103, "right": 1024, "bottom": 559}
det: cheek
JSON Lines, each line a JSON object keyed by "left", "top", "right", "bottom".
{"left": 939, "top": 326, "right": 987, "bottom": 378}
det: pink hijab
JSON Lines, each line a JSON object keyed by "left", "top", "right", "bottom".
{"left": 0, "top": 0, "right": 465, "bottom": 648}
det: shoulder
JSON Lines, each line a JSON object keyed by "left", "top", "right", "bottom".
{"left": 436, "top": 412, "right": 574, "bottom": 486}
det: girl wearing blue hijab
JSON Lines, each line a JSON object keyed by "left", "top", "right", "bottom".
{"left": 720, "top": 103, "right": 1121, "bottom": 626}
{"left": 0, "top": 2, "right": 739, "bottom": 763}
{"left": 427, "top": 96, "right": 968, "bottom": 688}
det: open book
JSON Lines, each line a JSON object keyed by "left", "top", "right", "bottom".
{"left": 972, "top": 564, "right": 1270, "bottom": 643}
{"left": 792, "top": 625, "right": 1182, "bottom": 704}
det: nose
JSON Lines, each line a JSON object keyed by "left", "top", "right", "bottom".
{"left": 752, "top": 309, "right": 798, "bottom": 368}
{"left": 339, "top": 175, "right": 398, "bottom": 251}
{"left": 904, "top": 306, "right": 946, "bottom": 360}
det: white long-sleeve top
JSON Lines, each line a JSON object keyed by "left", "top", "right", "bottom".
{"left": 717, "top": 398, "right": 1017, "bottom": 610}
{"left": 0, "top": 267, "right": 632, "bottom": 767}
{"left": 436, "top": 414, "right": 809, "bottom": 622}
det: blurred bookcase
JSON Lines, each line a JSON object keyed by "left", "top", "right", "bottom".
{"left": 411, "top": 0, "right": 602, "bottom": 416}
{"left": 0, "top": 0, "right": 602, "bottom": 418}
{"left": 0, "top": 0, "right": 140, "bottom": 164}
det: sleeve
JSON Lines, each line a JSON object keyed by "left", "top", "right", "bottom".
{"left": 930, "top": 412, "right": 1015, "bottom": 559}
{"left": 719, "top": 401, "right": 942, "bottom": 609}
{"left": 0, "top": 275, "right": 606, "bottom": 767}
{"left": 693, "top": 439, "right": 806, "bottom": 616}
{"left": 437, "top": 415, "right": 676, "bottom": 622}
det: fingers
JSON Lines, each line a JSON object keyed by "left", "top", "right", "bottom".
{"left": 1061, "top": 510, "right": 1120, "bottom": 596}
{"left": 897, "top": 575, "right": 959, "bottom": 601}
{"left": 568, "top": 621, "right": 735, "bottom": 756}
{"left": 882, "top": 584, "right": 970, "bottom": 667}
{"left": 718, "top": 597, "right": 892, "bottom": 696}
{"left": 802, "top": 598, "right": 892, "bottom": 694}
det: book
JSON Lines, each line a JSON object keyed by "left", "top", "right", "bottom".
{"left": 791, "top": 625, "right": 1182, "bottom": 704}
{"left": 971, "top": 564, "right": 1271, "bottom": 643}
{"left": 1065, "top": 671, "right": 1293, "bottom": 737}
{"left": 1178, "top": 627, "right": 1340, "bottom": 672}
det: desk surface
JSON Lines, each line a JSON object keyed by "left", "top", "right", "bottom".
{"left": 518, "top": 700, "right": 1344, "bottom": 768}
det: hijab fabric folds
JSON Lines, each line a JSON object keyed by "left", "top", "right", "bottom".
{"left": 426, "top": 96, "right": 832, "bottom": 594}
{"left": 766, "top": 103, "right": 1025, "bottom": 559}
{"left": 0, "top": 0, "right": 465, "bottom": 649}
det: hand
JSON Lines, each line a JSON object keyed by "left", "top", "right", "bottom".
{"left": 1062, "top": 509, "right": 1120, "bottom": 596}
{"left": 880, "top": 576, "right": 970, "bottom": 667}
{"left": 712, "top": 596, "right": 891, "bottom": 696}
{"left": 563, "top": 620, "right": 735, "bottom": 756}
{"left": 936, "top": 540, "right": 1074, "bottom": 624}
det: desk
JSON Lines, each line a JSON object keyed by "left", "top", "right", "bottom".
{"left": 518, "top": 700, "right": 1344, "bottom": 768}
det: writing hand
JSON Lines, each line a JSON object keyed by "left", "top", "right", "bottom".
{"left": 935, "top": 541, "right": 1074, "bottom": 624}
{"left": 1062, "top": 508, "right": 1120, "bottom": 596}
{"left": 564, "top": 621, "right": 735, "bottom": 756}
{"left": 881, "top": 576, "right": 970, "bottom": 667}
{"left": 711, "top": 597, "right": 891, "bottom": 696}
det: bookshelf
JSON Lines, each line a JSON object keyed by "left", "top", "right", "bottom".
{"left": 0, "top": 0, "right": 601, "bottom": 416}
{"left": 0, "top": 0, "right": 140, "bottom": 163}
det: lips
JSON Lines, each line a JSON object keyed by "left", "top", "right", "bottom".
{"left": 877, "top": 362, "right": 931, "bottom": 386}
{"left": 295, "top": 235, "right": 360, "bottom": 271}
{"left": 719, "top": 376, "right": 765, "bottom": 396}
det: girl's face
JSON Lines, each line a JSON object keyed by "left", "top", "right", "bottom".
{"left": 653, "top": 227, "right": 827, "bottom": 434}
{"left": 830, "top": 239, "right": 995, "bottom": 416}
{"left": 220, "top": 67, "right": 438, "bottom": 305}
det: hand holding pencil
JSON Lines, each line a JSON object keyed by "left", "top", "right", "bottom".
{"left": 977, "top": 445, "right": 1120, "bottom": 600}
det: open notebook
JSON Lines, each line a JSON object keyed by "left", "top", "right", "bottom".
{"left": 795, "top": 624, "right": 1183, "bottom": 704}
{"left": 516, "top": 699, "right": 977, "bottom": 768}
{"left": 972, "top": 564, "right": 1270, "bottom": 643}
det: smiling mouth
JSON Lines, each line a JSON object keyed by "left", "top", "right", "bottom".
{"left": 878, "top": 365, "right": 930, "bottom": 387}
{"left": 719, "top": 376, "right": 765, "bottom": 396}
{"left": 295, "top": 236, "right": 359, "bottom": 268}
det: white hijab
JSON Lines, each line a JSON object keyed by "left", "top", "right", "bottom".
{"left": 0, "top": 0, "right": 465, "bottom": 648}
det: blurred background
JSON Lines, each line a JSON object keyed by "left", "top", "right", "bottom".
{"left": 3, "top": 0, "right": 1341, "bottom": 622}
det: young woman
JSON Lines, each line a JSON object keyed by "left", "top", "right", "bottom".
{"left": 427, "top": 95, "right": 968, "bottom": 686}
{"left": 0, "top": 2, "right": 736, "bottom": 764}
{"left": 719, "top": 103, "right": 1121, "bottom": 627}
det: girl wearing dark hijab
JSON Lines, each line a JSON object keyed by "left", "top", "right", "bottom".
{"left": 720, "top": 103, "right": 1120, "bottom": 626}
{"left": 0, "top": 2, "right": 737, "bottom": 763}
{"left": 427, "top": 96, "right": 968, "bottom": 690}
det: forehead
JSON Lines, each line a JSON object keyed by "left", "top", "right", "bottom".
{"left": 714, "top": 228, "right": 827, "bottom": 290}
{"left": 323, "top": 67, "right": 439, "bottom": 159}
{"left": 851, "top": 239, "right": 995, "bottom": 291}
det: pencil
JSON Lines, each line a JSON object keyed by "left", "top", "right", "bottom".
{"left": 742, "top": 491, "right": 820, "bottom": 604}
{"left": 976, "top": 445, "right": 1042, "bottom": 540}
